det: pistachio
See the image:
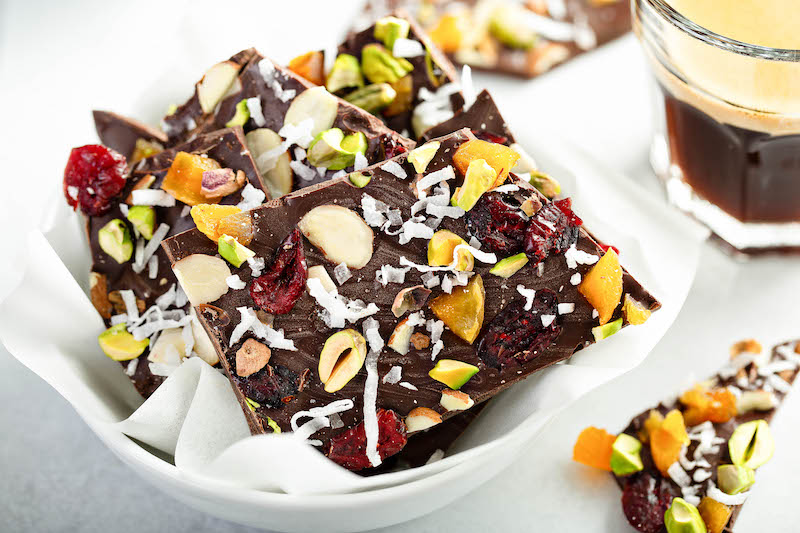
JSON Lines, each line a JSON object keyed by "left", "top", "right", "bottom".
{"left": 172, "top": 254, "right": 231, "bottom": 306}
{"left": 126, "top": 206, "right": 156, "bottom": 240}
{"left": 131, "top": 138, "right": 163, "bottom": 163}
{"left": 736, "top": 390, "right": 776, "bottom": 414}
{"left": 729, "top": 419, "right": 774, "bottom": 469}
{"left": 225, "top": 99, "right": 250, "bottom": 127}
{"left": 349, "top": 172, "right": 372, "bottom": 188}
{"left": 326, "top": 54, "right": 364, "bottom": 94}
{"left": 391, "top": 285, "right": 432, "bottom": 317}
{"left": 405, "top": 407, "right": 442, "bottom": 433}
{"left": 451, "top": 159, "right": 497, "bottom": 211}
{"left": 344, "top": 83, "right": 397, "bottom": 113}
{"left": 440, "top": 389, "right": 474, "bottom": 411}
{"left": 361, "top": 44, "right": 413, "bottom": 84}
{"left": 529, "top": 170, "right": 561, "bottom": 199}
{"left": 306, "top": 128, "right": 367, "bottom": 170}
{"left": 387, "top": 316, "right": 417, "bottom": 355}
{"left": 489, "top": 253, "right": 529, "bottom": 278}
{"left": 197, "top": 60, "right": 239, "bottom": 113}
{"left": 98, "top": 323, "right": 149, "bottom": 362}
{"left": 489, "top": 5, "right": 538, "bottom": 49}
{"left": 610, "top": 434, "right": 644, "bottom": 476}
{"left": 236, "top": 338, "right": 271, "bottom": 377}
{"left": 218, "top": 234, "right": 255, "bottom": 268}
{"left": 98, "top": 219, "right": 133, "bottom": 264}
{"left": 298, "top": 205, "right": 374, "bottom": 269}
{"left": 318, "top": 329, "right": 367, "bottom": 393}
{"left": 374, "top": 16, "right": 411, "bottom": 49}
{"left": 664, "top": 498, "right": 706, "bottom": 533}
{"left": 407, "top": 141, "right": 441, "bottom": 174}
{"left": 717, "top": 464, "right": 755, "bottom": 495}
{"left": 200, "top": 168, "right": 246, "bottom": 198}
{"left": 592, "top": 317, "right": 623, "bottom": 342}
{"left": 429, "top": 359, "right": 479, "bottom": 390}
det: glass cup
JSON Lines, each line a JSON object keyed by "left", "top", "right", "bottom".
{"left": 633, "top": 0, "right": 800, "bottom": 253}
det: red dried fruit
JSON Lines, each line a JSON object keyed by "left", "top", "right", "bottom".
{"left": 63, "top": 144, "right": 127, "bottom": 216}
{"left": 465, "top": 192, "right": 528, "bottom": 254}
{"left": 477, "top": 289, "right": 561, "bottom": 369}
{"left": 380, "top": 134, "right": 408, "bottom": 160}
{"left": 471, "top": 130, "right": 509, "bottom": 145}
{"left": 523, "top": 198, "right": 582, "bottom": 264}
{"left": 249, "top": 228, "right": 308, "bottom": 314}
{"left": 235, "top": 363, "right": 299, "bottom": 409}
{"left": 621, "top": 473, "right": 674, "bottom": 533}
{"left": 327, "top": 409, "right": 408, "bottom": 471}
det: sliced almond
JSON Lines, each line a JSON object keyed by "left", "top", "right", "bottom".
{"left": 529, "top": 43, "right": 570, "bottom": 75}
{"left": 405, "top": 407, "right": 442, "bottom": 433}
{"left": 730, "top": 339, "right": 762, "bottom": 357}
{"left": 148, "top": 328, "right": 185, "bottom": 364}
{"left": 391, "top": 285, "right": 431, "bottom": 317}
{"left": 388, "top": 317, "right": 416, "bottom": 355}
{"left": 245, "top": 128, "right": 293, "bottom": 197}
{"left": 173, "top": 254, "right": 231, "bottom": 306}
{"left": 125, "top": 174, "right": 156, "bottom": 205}
{"left": 283, "top": 86, "right": 338, "bottom": 138}
{"left": 308, "top": 265, "right": 337, "bottom": 293}
{"left": 190, "top": 308, "right": 219, "bottom": 366}
{"left": 736, "top": 390, "right": 776, "bottom": 414}
{"left": 236, "top": 338, "right": 271, "bottom": 377}
{"left": 440, "top": 389, "right": 474, "bottom": 411}
{"left": 197, "top": 60, "right": 239, "bottom": 113}
{"left": 318, "top": 329, "right": 367, "bottom": 393}
{"left": 298, "top": 205, "right": 374, "bottom": 269}
{"left": 89, "top": 272, "right": 112, "bottom": 319}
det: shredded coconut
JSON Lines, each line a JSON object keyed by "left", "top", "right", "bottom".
{"left": 517, "top": 285, "right": 536, "bottom": 310}
{"left": 541, "top": 314, "right": 556, "bottom": 327}
{"left": 125, "top": 358, "right": 138, "bottom": 377}
{"left": 245, "top": 97, "right": 266, "bottom": 127}
{"left": 383, "top": 365, "right": 402, "bottom": 385}
{"left": 399, "top": 382, "right": 418, "bottom": 391}
{"left": 306, "top": 278, "right": 379, "bottom": 328}
{"left": 226, "top": 274, "right": 246, "bottom": 290}
{"left": 381, "top": 160, "right": 407, "bottom": 180}
{"left": 376, "top": 265, "right": 410, "bottom": 286}
{"left": 557, "top": 303, "right": 574, "bottom": 315}
{"left": 236, "top": 183, "right": 267, "bottom": 211}
{"left": 392, "top": 37, "right": 424, "bottom": 57}
{"left": 667, "top": 462, "right": 692, "bottom": 488}
{"left": 248, "top": 257, "right": 265, "bottom": 277}
{"left": 333, "top": 263, "right": 352, "bottom": 285}
{"left": 354, "top": 152, "right": 369, "bottom": 171}
{"left": 362, "top": 317, "right": 384, "bottom": 354}
{"left": 565, "top": 244, "right": 599, "bottom": 269}
{"left": 363, "top": 350, "right": 381, "bottom": 467}
{"left": 570, "top": 272, "right": 582, "bottom": 286}
{"left": 131, "top": 189, "right": 176, "bottom": 207}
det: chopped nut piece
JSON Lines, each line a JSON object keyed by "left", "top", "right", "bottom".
{"left": 440, "top": 389, "right": 474, "bottom": 411}
{"left": 529, "top": 43, "right": 570, "bottom": 75}
{"left": 236, "top": 339, "right": 271, "bottom": 377}
{"left": 125, "top": 174, "right": 156, "bottom": 205}
{"left": 736, "top": 390, "right": 776, "bottom": 414}
{"left": 318, "top": 329, "right": 367, "bottom": 393}
{"left": 200, "top": 168, "right": 246, "bottom": 198}
{"left": 89, "top": 272, "right": 112, "bottom": 319}
{"left": 410, "top": 332, "right": 430, "bottom": 350}
{"left": 730, "top": 339, "right": 762, "bottom": 357}
{"left": 108, "top": 290, "right": 145, "bottom": 315}
{"left": 298, "top": 205, "right": 374, "bottom": 269}
{"left": 405, "top": 407, "right": 442, "bottom": 433}
{"left": 388, "top": 316, "right": 417, "bottom": 355}
{"left": 391, "top": 285, "right": 431, "bottom": 317}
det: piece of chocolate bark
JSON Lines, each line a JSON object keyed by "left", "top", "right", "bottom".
{"left": 290, "top": 12, "right": 464, "bottom": 140}
{"left": 356, "top": 0, "right": 630, "bottom": 78}
{"left": 66, "top": 127, "right": 268, "bottom": 397}
{"left": 159, "top": 49, "right": 415, "bottom": 197}
{"left": 162, "top": 128, "right": 659, "bottom": 472}
{"left": 92, "top": 110, "right": 167, "bottom": 162}
{"left": 573, "top": 339, "right": 800, "bottom": 533}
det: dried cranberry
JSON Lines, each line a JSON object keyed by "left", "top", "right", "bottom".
{"left": 621, "top": 473, "right": 674, "bottom": 533}
{"left": 63, "top": 144, "right": 127, "bottom": 216}
{"left": 471, "top": 130, "right": 509, "bottom": 145}
{"left": 477, "top": 289, "right": 561, "bottom": 369}
{"left": 523, "top": 198, "right": 582, "bottom": 264}
{"left": 236, "top": 363, "right": 299, "bottom": 409}
{"left": 465, "top": 192, "right": 528, "bottom": 254}
{"left": 380, "top": 134, "right": 408, "bottom": 160}
{"left": 249, "top": 228, "right": 308, "bottom": 314}
{"left": 327, "top": 409, "right": 408, "bottom": 471}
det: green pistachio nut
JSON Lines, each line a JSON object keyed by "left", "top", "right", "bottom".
{"left": 225, "top": 99, "right": 251, "bottom": 128}
{"left": 592, "top": 317, "right": 623, "bottom": 342}
{"left": 489, "top": 253, "right": 529, "bottom": 279}
{"left": 407, "top": 141, "right": 441, "bottom": 174}
{"left": 126, "top": 205, "right": 156, "bottom": 240}
{"left": 424, "top": 49, "right": 446, "bottom": 88}
{"left": 374, "top": 16, "right": 411, "bottom": 49}
{"left": 344, "top": 83, "right": 397, "bottom": 113}
{"left": 429, "top": 359, "right": 479, "bottom": 390}
{"left": 307, "top": 128, "right": 368, "bottom": 170}
{"left": 266, "top": 416, "right": 281, "bottom": 433}
{"left": 341, "top": 131, "right": 368, "bottom": 157}
{"left": 98, "top": 323, "right": 149, "bottom": 361}
{"left": 326, "top": 54, "right": 364, "bottom": 94}
{"left": 452, "top": 159, "right": 497, "bottom": 211}
{"left": 610, "top": 434, "right": 644, "bottom": 476}
{"left": 245, "top": 397, "right": 261, "bottom": 411}
{"left": 729, "top": 419, "right": 774, "bottom": 469}
{"left": 98, "top": 219, "right": 133, "bottom": 264}
{"left": 218, "top": 234, "right": 255, "bottom": 268}
{"left": 529, "top": 170, "right": 562, "bottom": 199}
{"left": 664, "top": 498, "right": 707, "bottom": 533}
{"left": 361, "top": 44, "right": 413, "bottom": 84}
{"left": 717, "top": 464, "right": 756, "bottom": 495}
{"left": 489, "top": 5, "right": 538, "bottom": 49}
{"left": 349, "top": 172, "right": 372, "bottom": 188}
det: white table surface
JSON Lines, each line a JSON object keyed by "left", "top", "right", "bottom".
{"left": 2, "top": 1, "right": 798, "bottom": 531}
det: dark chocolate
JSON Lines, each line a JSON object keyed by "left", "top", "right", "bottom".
{"left": 92, "top": 111, "right": 167, "bottom": 161}
{"left": 421, "top": 89, "right": 515, "bottom": 145}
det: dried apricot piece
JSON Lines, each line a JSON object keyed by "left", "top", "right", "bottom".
{"left": 578, "top": 249, "right": 623, "bottom": 325}
{"left": 572, "top": 426, "right": 616, "bottom": 471}
{"left": 680, "top": 385, "right": 737, "bottom": 426}
{"left": 661, "top": 410, "right": 690, "bottom": 445}
{"left": 697, "top": 497, "right": 732, "bottom": 533}
{"left": 288, "top": 51, "right": 325, "bottom": 86}
{"left": 639, "top": 409, "right": 664, "bottom": 442}
{"left": 452, "top": 139, "right": 520, "bottom": 188}
{"left": 430, "top": 274, "right": 485, "bottom": 344}
{"left": 162, "top": 152, "right": 222, "bottom": 206}
{"left": 622, "top": 293, "right": 651, "bottom": 325}
{"left": 650, "top": 426, "right": 683, "bottom": 475}
{"left": 429, "top": 14, "right": 462, "bottom": 53}
{"left": 217, "top": 211, "right": 254, "bottom": 246}
{"left": 191, "top": 204, "right": 242, "bottom": 242}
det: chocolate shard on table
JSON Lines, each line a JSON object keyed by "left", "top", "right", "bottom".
{"left": 92, "top": 110, "right": 168, "bottom": 162}
{"left": 160, "top": 48, "right": 415, "bottom": 197}
{"left": 289, "top": 12, "right": 464, "bottom": 140}
{"left": 573, "top": 339, "right": 800, "bottom": 533}
{"left": 63, "top": 126, "right": 269, "bottom": 397}
{"left": 162, "top": 128, "right": 659, "bottom": 472}
{"left": 356, "top": 0, "right": 630, "bottom": 78}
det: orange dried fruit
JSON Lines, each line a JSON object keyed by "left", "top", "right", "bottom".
{"left": 639, "top": 409, "right": 664, "bottom": 442}
{"left": 578, "top": 249, "right": 623, "bottom": 325}
{"left": 429, "top": 274, "right": 485, "bottom": 344}
{"left": 661, "top": 409, "right": 690, "bottom": 445}
{"left": 650, "top": 426, "right": 683, "bottom": 475}
{"left": 622, "top": 293, "right": 651, "bottom": 325}
{"left": 572, "top": 426, "right": 616, "bottom": 471}
{"left": 452, "top": 139, "right": 520, "bottom": 188}
{"left": 162, "top": 151, "right": 222, "bottom": 206}
{"left": 288, "top": 51, "right": 325, "bottom": 86}
{"left": 191, "top": 204, "right": 242, "bottom": 242}
{"left": 697, "top": 497, "right": 732, "bottom": 533}
{"left": 217, "top": 211, "right": 254, "bottom": 246}
{"left": 680, "top": 385, "right": 738, "bottom": 426}
{"left": 429, "top": 14, "right": 462, "bottom": 53}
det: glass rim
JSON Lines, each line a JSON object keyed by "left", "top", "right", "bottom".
{"left": 638, "top": 0, "right": 800, "bottom": 62}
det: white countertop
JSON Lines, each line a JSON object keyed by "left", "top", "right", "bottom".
{"left": 1, "top": 1, "right": 798, "bottom": 531}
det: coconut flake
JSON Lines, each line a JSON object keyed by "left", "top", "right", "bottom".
{"left": 667, "top": 462, "right": 692, "bottom": 488}
{"left": 426, "top": 449, "right": 445, "bottom": 464}
{"left": 426, "top": 204, "right": 465, "bottom": 219}
{"left": 455, "top": 244, "right": 497, "bottom": 265}
{"left": 570, "top": 272, "right": 581, "bottom": 286}
{"left": 155, "top": 284, "right": 177, "bottom": 309}
{"left": 767, "top": 374, "right": 793, "bottom": 393}
{"left": 354, "top": 152, "right": 369, "bottom": 171}
{"left": 279, "top": 118, "right": 315, "bottom": 149}
{"left": 110, "top": 314, "right": 128, "bottom": 326}
{"left": 460, "top": 65, "right": 476, "bottom": 110}
{"left": 306, "top": 278, "right": 379, "bottom": 328}
{"left": 362, "top": 317, "right": 384, "bottom": 354}
{"left": 147, "top": 255, "right": 159, "bottom": 279}
{"left": 125, "top": 358, "right": 138, "bottom": 377}
{"left": 693, "top": 469, "right": 712, "bottom": 483}
{"left": 557, "top": 303, "right": 574, "bottom": 315}
{"left": 119, "top": 204, "right": 129, "bottom": 217}
{"left": 441, "top": 275, "right": 454, "bottom": 294}
{"left": 431, "top": 340, "right": 444, "bottom": 360}
{"left": 334, "top": 263, "right": 352, "bottom": 285}
{"left": 257, "top": 58, "right": 296, "bottom": 103}
{"left": 541, "top": 314, "right": 556, "bottom": 327}
{"left": 492, "top": 184, "right": 520, "bottom": 194}
{"left": 399, "top": 381, "right": 418, "bottom": 391}
{"left": 707, "top": 481, "right": 750, "bottom": 505}
{"left": 229, "top": 307, "right": 296, "bottom": 351}
{"left": 376, "top": 264, "right": 410, "bottom": 286}
{"left": 398, "top": 219, "right": 434, "bottom": 244}
{"left": 392, "top": 37, "right": 425, "bottom": 57}
{"left": 363, "top": 350, "right": 381, "bottom": 467}
{"left": 383, "top": 365, "right": 402, "bottom": 385}
{"left": 421, "top": 272, "right": 440, "bottom": 288}
{"left": 236, "top": 183, "right": 267, "bottom": 211}
{"left": 291, "top": 399, "right": 354, "bottom": 441}
{"left": 119, "top": 290, "right": 140, "bottom": 322}
{"left": 290, "top": 160, "right": 319, "bottom": 182}
{"left": 247, "top": 257, "right": 265, "bottom": 277}
{"left": 381, "top": 160, "right": 407, "bottom": 180}
{"left": 517, "top": 285, "right": 536, "bottom": 311}
{"left": 131, "top": 189, "right": 176, "bottom": 207}
{"left": 565, "top": 244, "right": 599, "bottom": 269}
{"left": 758, "top": 359, "right": 798, "bottom": 376}
{"left": 67, "top": 186, "right": 79, "bottom": 200}
{"left": 245, "top": 97, "right": 266, "bottom": 127}
{"left": 417, "top": 166, "right": 455, "bottom": 192}
{"left": 226, "top": 274, "right": 246, "bottom": 290}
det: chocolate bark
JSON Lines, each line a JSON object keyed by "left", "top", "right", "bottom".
{"left": 612, "top": 340, "right": 800, "bottom": 533}
{"left": 87, "top": 127, "right": 266, "bottom": 397}
{"left": 162, "top": 129, "right": 659, "bottom": 470}
{"left": 421, "top": 89, "right": 515, "bottom": 144}
{"left": 92, "top": 111, "right": 167, "bottom": 161}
